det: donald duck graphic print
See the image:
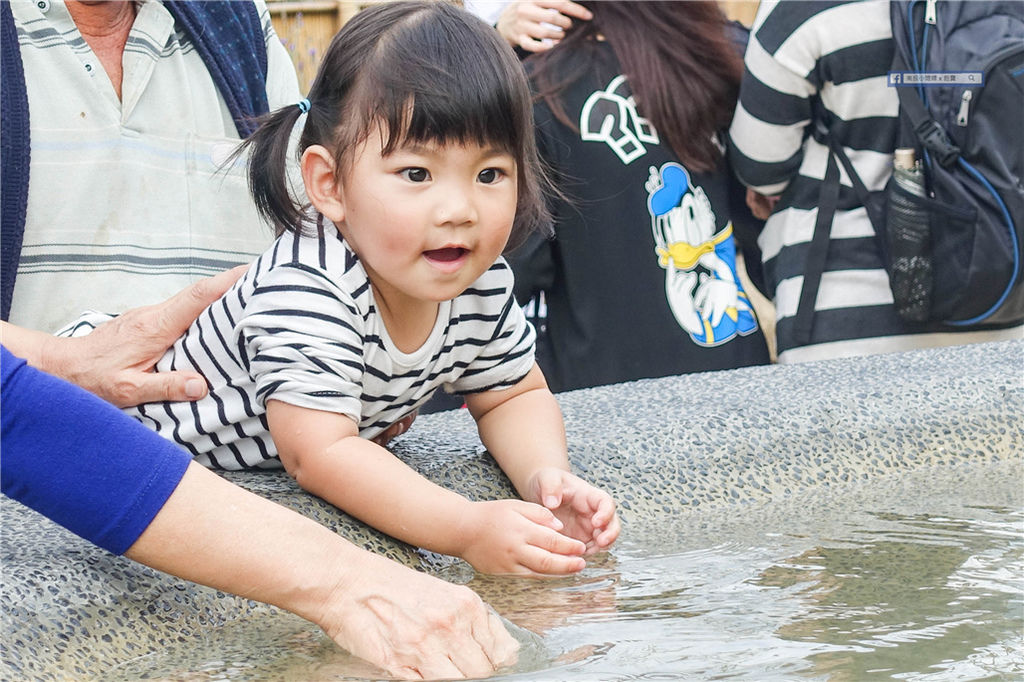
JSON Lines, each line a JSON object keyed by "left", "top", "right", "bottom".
{"left": 581, "top": 75, "right": 758, "bottom": 346}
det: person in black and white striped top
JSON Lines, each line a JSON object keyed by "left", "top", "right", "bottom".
{"left": 65, "top": 1, "right": 619, "bottom": 579}
{"left": 728, "top": 0, "right": 1022, "bottom": 363}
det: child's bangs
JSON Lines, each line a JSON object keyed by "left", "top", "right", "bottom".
{"left": 357, "top": 9, "right": 527, "bottom": 156}
{"left": 387, "top": 75, "right": 520, "bottom": 156}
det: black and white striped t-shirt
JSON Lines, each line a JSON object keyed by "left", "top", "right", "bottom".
{"left": 728, "top": 0, "right": 1021, "bottom": 363}
{"left": 131, "top": 226, "right": 536, "bottom": 470}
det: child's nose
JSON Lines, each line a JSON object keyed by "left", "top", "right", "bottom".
{"left": 434, "top": 190, "right": 478, "bottom": 227}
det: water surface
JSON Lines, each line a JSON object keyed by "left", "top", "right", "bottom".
{"left": 108, "top": 462, "right": 1024, "bottom": 681}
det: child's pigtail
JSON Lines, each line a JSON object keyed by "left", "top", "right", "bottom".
{"left": 232, "top": 101, "right": 310, "bottom": 236}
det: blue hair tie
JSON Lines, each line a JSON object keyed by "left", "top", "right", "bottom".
{"left": 296, "top": 98, "right": 311, "bottom": 114}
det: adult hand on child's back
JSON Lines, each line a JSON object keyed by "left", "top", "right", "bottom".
{"left": 45, "top": 266, "right": 248, "bottom": 407}
{"left": 458, "top": 499, "right": 587, "bottom": 577}
{"left": 527, "top": 467, "right": 621, "bottom": 555}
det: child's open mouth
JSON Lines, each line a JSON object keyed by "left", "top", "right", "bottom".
{"left": 424, "top": 247, "right": 468, "bottom": 263}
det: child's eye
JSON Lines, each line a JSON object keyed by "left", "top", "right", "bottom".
{"left": 478, "top": 168, "right": 505, "bottom": 184}
{"left": 400, "top": 167, "right": 430, "bottom": 182}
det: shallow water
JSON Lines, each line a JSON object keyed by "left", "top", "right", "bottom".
{"left": 108, "top": 464, "right": 1023, "bottom": 682}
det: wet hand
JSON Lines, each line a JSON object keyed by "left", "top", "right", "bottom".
{"left": 459, "top": 499, "right": 587, "bottom": 577}
{"left": 527, "top": 467, "right": 621, "bottom": 555}
{"left": 323, "top": 553, "right": 519, "bottom": 679}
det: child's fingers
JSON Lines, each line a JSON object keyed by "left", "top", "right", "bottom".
{"left": 531, "top": 524, "right": 586, "bottom": 557}
{"left": 534, "top": 468, "right": 566, "bottom": 510}
{"left": 513, "top": 499, "right": 564, "bottom": 531}
{"left": 592, "top": 513, "right": 621, "bottom": 549}
{"left": 517, "top": 506, "right": 587, "bottom": 557}
{"left": 565, "top": 484, "right": 610, "bottom": 525}
{"left": 590, "top": 492, "right": 618, "bottom": 528}
{"left": 517, "top": 544, "right": 586, "bottom": 576}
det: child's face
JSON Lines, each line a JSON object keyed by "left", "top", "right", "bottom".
{"left": 334, "top": 129, "right": 518, "bottom": 309}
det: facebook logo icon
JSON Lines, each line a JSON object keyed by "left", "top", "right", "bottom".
{"left": 888, "top": 70, "right": 984, "bottom": 87}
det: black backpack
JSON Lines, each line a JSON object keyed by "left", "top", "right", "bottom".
{"left": 800, "top": 0, "right": 1024, "bottom": 343}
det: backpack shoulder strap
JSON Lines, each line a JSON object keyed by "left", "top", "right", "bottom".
{"left": 793, "top": 117, "right": 888, "bottom": 346}
{"left": 791, "top": 146, "right": 841, "bottom": 347}
{"left": 888, "top": 0, "right": 963, "bottom": 167}
{"left": 1, "top": 1, "right": 30, "bottom": 321}
{"left": 163, "top": 0, "right": 270, "bottom": 138}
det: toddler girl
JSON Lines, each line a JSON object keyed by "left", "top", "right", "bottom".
{"left": 122, "top": 1, "right": 618, "bottom": 577}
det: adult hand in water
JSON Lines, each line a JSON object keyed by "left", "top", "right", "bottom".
{"left": 322, "top": 548, "right": 520, "bottom": 679}
{"left": 127, "top": 462, "right": 520, "bottom": 680}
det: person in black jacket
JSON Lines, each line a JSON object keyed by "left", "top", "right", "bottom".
{"left": 510, "top": 0, "right": 770, "bottom": 394}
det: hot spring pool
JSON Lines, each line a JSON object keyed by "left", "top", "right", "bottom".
{"left": 102, "top": 460, "right": 1023, "bottom": 681}
{"left": 6, "top": 341, "right": 1022, "bottom": 680}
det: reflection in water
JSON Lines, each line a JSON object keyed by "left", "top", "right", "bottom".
{"left": 481, "top": 501, "right": 1024, "bottom": 681}
{"left": 757, "top": 508, "right": 1024, "bottom": 682}
{"left": 107, "top": 476, "right": 1023, "bottom": 681}
{"left": 469, "top": 552, "right": 621, "bottom": 633}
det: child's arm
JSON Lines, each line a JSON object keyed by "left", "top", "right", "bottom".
{"left": 465, "top": 364, "right": 621, "bottom": 554}
{"left": 266, "top": 399, "right": 587, "bottom": 577}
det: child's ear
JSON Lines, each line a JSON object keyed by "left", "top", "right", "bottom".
{"left": 301, "top": 145, "right": 345, "bottom": 222}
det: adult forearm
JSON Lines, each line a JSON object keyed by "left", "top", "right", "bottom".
{"left": 126, "top": 462, "right": 518, "bottom": 679}
{"left": 125, "top": 462, "right": 354, "bottom": 624}
{"left": 0, "top": 321, "right": 67, "bottom": 376}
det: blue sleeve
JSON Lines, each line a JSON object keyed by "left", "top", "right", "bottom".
{"left": 0, "top": 346, "right": 191, "bottom": 554}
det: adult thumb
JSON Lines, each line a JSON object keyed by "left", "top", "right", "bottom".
{"left": 122, "top": 370, "right": 209, "bottom": 407}
{"left": 155, "top": 265, "right": 249, "bottom": 338}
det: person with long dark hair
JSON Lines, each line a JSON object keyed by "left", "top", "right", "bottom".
{"left": 511, "top": 0, "right": 771, "bottom": 394}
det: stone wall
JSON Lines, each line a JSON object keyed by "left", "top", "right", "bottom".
{"left": 2, "top": 340, "right": 1021, "bottom": 678}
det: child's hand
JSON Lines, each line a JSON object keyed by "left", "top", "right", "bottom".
{"left": 526, "top": 467, "right": 620, "bottom": 555}
{"left": 370, "top": 410, "right": 417, "bottom": 447}
{"left": 459, "top": 499, "right": 587, "bottom": 578}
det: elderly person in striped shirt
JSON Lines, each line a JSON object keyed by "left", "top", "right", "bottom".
{"left": 1, "top": 0, "right": 298, "bottom": 404}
